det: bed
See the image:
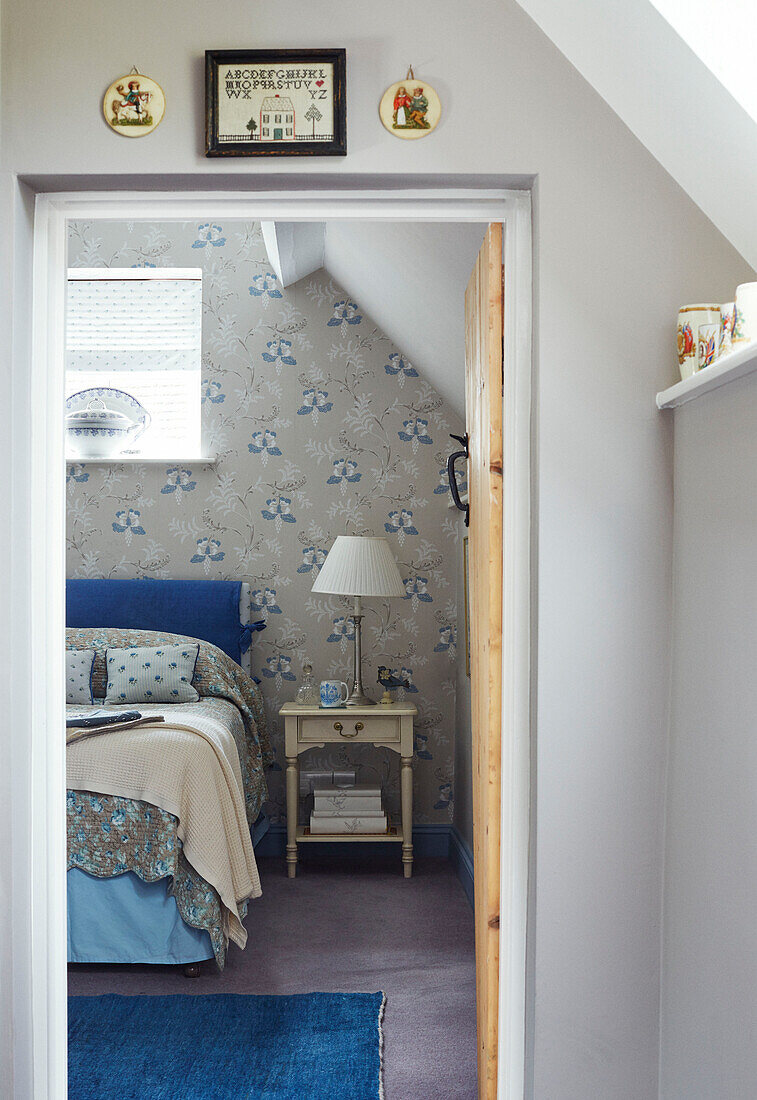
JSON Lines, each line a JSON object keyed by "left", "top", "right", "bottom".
{"left": 65, "top": 579, "right": 269, "bottom": 971}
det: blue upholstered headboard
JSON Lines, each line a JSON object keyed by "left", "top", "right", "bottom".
{"left": 66, "top": 579, "right": 264, "bottom": 665}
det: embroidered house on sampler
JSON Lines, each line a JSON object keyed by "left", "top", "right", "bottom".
{"left": 260, "top": 96, "right": 294, "bottom": 141}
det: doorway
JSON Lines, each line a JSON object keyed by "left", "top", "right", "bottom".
{"left": 18, "top": 187, "right": 532, "bottom": 1099}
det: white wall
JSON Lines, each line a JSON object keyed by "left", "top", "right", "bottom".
{"left": 2, "top": 0, "right": 755, "bottom": 1095}
{"left": 1, "top": 175, "right": 36, "bottom": 1100}
{"left": 0, "top": 172, "right": 17, "bottom": 1100}
{"left": 660, "top": 374, "right": 757, "bottom": 1099}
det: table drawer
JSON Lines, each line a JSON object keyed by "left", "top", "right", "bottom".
{"left": 298, "top": 714, "right": 401, "bottom": 744}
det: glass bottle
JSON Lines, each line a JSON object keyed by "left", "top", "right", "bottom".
{"left": 295, "top": 663, "right": 318, "bottom": 706}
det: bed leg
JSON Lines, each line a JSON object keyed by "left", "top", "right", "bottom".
{"left": 183, "top": 962, "right": 202, "bottom": 978}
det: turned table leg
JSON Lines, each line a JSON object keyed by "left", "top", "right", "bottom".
{"left": 401, "top": 755, "right": 413, "bottom": 878}
{"left": 286, "top": 754, "right": 298, "bottom": 878}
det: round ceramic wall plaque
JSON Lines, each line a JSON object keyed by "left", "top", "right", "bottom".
{"left": 379, "top": 69, "right": 441, "bottom": 139}
{"left": 103, "top": 69, "right": 165, "bottom": 137}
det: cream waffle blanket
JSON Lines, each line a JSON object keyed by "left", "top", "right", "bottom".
{"left": 66, "top": 700, "right": 261, "bottom": 949}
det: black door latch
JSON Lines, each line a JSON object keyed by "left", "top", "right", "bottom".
{"left": 447, "top": 433, "right": 469, "bottom": 527}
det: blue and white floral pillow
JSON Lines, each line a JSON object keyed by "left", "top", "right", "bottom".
{"left": 66, "top": 649, "right": 96, "bottom": 705}
{"left": 104, "top": 644, "right": 200, "bottom": 705}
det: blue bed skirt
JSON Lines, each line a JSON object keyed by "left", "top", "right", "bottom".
{"left": 67, "top": 814, "right": 270, "bottom": 966}
{"left": 67, "top": 869, "right": 215, "bottom": 965}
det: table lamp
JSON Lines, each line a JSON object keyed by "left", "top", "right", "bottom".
{"left": 311, "top": 535, "right": 405, "bottom": 705}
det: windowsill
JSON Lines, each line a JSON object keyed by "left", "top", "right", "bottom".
{"left": 65, "top": 454, "right": 219, "bottom": 466}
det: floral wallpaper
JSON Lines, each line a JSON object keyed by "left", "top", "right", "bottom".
{"left": 66, "top": 219, "right": 464, "bottom": 824}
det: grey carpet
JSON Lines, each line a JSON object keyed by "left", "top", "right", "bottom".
{"left": 68, "top": 855, "right": 477, "bottom": 1100}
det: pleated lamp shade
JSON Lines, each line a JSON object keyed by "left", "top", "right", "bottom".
{"left": 311, "top": 536, "right": 405, "bottom": 598}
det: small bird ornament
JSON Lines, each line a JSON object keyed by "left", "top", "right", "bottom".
{"left": 377, "top": 666, "right": 407, "bottom": 705}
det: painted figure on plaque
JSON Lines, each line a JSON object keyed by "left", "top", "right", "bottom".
{"left": 112, "top": 81, "right": 151, "bottom": 125}
{"left": 408, "top": 87, "right": 430, "bottom": 128}
{"left": 393, "top": 86, "right": 411, "bottom": 127}
{"left": 392, "top": 85, "right": 429, "bottom": 129}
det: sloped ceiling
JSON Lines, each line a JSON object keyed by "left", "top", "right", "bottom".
{"left": 515, "top": 0, "right": 757, "bottom": 270}
{"left": 325, "top": 221, "right": 487, "bottom": 416}
{"left": 260, "top": 221, "right": 325, "bottom": 288}
{"left": 647, "top": 0, "right": 757, "bottom": 125}
{"left": 262, "top": 220, "right": 486, "bottom": 416}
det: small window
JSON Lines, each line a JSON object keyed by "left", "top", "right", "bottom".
{"left": 262, "top": 128, "right": 269, "bottom": 136}
{"left": 65, "top": 268, "right": 203, "bottom": 459}
{"left": 275, "top": 114, "right": 281, "bottom": 123}
{"left": 286, "top": 128, "right": 292, "bottom": 136}
{"left": 262, "top": 114, "right": 269, "bottom": 123}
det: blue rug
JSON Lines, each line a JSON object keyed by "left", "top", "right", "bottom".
{"left": 68, "top": 992, "right": 385, "bottom": 1100}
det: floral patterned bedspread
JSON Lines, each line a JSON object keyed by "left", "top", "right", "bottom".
{"left": 66, "top": 628, "right": 270, "bottom": 968}
{"left": 67, "top": 789, "right": 236, "bottom": 966}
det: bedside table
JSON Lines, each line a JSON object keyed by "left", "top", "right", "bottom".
{"left": 279, "top": 701, "right": 418, "bottom": 879}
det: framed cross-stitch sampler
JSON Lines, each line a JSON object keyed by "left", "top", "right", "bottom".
{"left": 205, "top": 49, "right": 347, "bottom": 157}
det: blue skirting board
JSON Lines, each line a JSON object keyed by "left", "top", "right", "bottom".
{"left": 449, "top": 827, "right": 475, "bottom": 908}
{"left": 256, "top": 823, "right": 474, "bottom": 908}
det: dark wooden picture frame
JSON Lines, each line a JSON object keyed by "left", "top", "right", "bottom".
{"left": 205, "top": 49, "right": 347, "bottom": 157}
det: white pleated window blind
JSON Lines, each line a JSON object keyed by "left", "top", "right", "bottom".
{"left": 65, "top": 268, "right": 203, "bottom": 458}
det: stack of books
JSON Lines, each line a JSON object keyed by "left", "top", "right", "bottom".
{"left": 309, "top": 784, "right": 386, "bottom": 834}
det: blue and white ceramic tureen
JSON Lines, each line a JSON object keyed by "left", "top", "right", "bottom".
{"left": 65, "top": 392, "right": 149, "bottom": 458}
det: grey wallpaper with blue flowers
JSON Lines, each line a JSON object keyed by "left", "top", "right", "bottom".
{"left": 66, "top": 219, "right": 464, "bottom": 824}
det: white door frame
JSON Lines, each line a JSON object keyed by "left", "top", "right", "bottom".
{"left": 19, "top": 186, "right": 532, "bottom": 1099}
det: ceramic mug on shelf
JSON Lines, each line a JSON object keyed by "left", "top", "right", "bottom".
{"left": 677, "top": 304, "right": 721, "bottom": 380}
{"left": 734, "top": 283, "right": 757, "bottom": 348}
{"left": 698, "top": 323, "right": 719, "bottom": 370}
{"left": 719, "top": 302, "right": 736, "bottom": 358}
{"left": 320, "top": 680, "right": 349, "bottom": 708}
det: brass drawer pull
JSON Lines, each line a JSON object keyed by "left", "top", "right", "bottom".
{"left": 334, "top": 720, "right": 363, "bottom": 739}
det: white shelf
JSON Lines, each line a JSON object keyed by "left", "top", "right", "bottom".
{"left": 657, "top": 343, "right": 757, "bottom": 409}
{"left": 65, "top": 455, "right": 218, "bottom": 466}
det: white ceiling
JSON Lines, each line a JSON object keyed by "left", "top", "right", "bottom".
{"left": 648, "top": 0, "right": 757, "bottom": 125}
{"left": 263, "top": 220, "right": 487, "bottom": 416}
{"left": 514, "top": 0, "right": 757, "bottom": 271}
